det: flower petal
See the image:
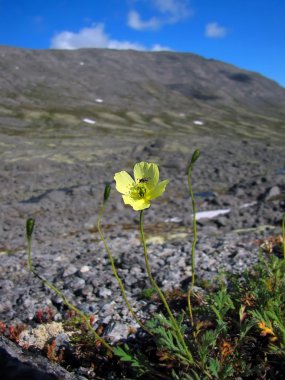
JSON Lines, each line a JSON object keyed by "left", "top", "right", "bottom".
{"left": 148, "top": 179, "right": 169, "bottom": 200}
{"left": 122, "top": 194, "right": 151, "bottom": 211}
{"left": 133, "top": 162, "right": 159, "bottom": 188}
{"left": 114, "top": 171, "right": 134, "bottom": 194}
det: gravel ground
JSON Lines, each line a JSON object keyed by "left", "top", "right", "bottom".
{"left": 0, "top": 133, "right": 284, "bottom": 378}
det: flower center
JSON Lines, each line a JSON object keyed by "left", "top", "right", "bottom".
{"left": 130, "top": 184, "right": 147, "bottom": 199}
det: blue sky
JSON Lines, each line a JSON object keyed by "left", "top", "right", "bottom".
{"left": 0, "top": 0, "right": 284, "bottom": 87}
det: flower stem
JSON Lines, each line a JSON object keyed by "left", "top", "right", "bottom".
{"left": 26, "top": 219, "right": 112, "bottom": 353}
{"left": 282, "top": 214, "right": 285, "bottom": 260}
{"left": 187, "top": 150, "right": 200, "bottom": 328}
{"left": 139, "top": 210, "right": 194, "bottom": 364}
{"left": 97, "top": 194, "right": 151, "bottom": 335}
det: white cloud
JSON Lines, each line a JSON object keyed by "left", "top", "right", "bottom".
{"left": 50, "top": 23, "right": 171, "bottom": 51}
{"left": 205, "top": 22, "right": 228, "bottom": 38}
{"left": 128, "top": 10, "right": 160, "bottom": 30}
{"left": 151, "top": 43, "right": 171, "bottom": 51}
{"left": 50, "top": 23, "right": 145, "bottom": 50}
{"left": 153, "top": 0, "right": 191, "bottom": 22}
{"left": 128, "top": 0, "right": 192, "bottom": 31}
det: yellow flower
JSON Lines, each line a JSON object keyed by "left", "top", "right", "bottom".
{"left": 114, "top": 162, "right": 169, "bottom": 211}
{"left": 258, "top": 321, "right": 278, "bottom": 342}
{"left": 220, "top": 340, "right": 234, "bottom": 361}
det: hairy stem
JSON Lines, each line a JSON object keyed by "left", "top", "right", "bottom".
{"left": 282, "top": 214, "right": 285, "bottom": 260}
{"left": 97, "top": 197, "right": 151, "bottom": 335}
{"left": 188, "top": 169, "right": 198, "bottom": 290}
{"left": 187, "top": 150, "right": 200, "bottom": 328}
{"left": 139, "top": 210, "right": 194, "bottom": 364}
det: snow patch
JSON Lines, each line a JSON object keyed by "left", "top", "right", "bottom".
{"left": 195, "top": 209, "right": 230, "bottom": 220}
{"left": 240, "top": 201, "right": 257, "bottom": 209}
{"left": 194, "top": 202, "right": 257, "bottom": 221}
{"left": 82, "top": 118, "right": 96, "bottom": 124}
{"left": 95, "top": 98, "right": 104, "bottom": 103}
{"left": 165, "top": 217, "right": 182, "bottom": 223}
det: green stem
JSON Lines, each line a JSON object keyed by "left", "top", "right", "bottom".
{"left": 188, "top": 162, "right": 198, "bottom": 290}
{"left": 282, "top": 214, "right": 285, "bottom": 260}
{"left": 139, "top": 210, "right": 194, "bottom": 364}
{"left": 186, "top": 151, "right": 200, "bottom": 328}
{"left": 26, "top": 221, "right": 112, "bottom": 353}
{"left": 187, "top": 288, "right": 194, "bottom": 329}
{"left": 187, "top": 162, "right": 197, "bottom": 328}
{"left": 97, "top": 201, "right": 151, "bottom": 335}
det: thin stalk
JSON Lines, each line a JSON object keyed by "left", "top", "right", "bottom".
{"left": 26, "top": 219, "right": 112, "bottom": 353}
{"left": 139, "top": 210, "right": 194, "bottom": 364}
{"left": 188, "top": 165, "right": 198, "bottom": 290}
{"left": 187, "top": 290, "right": 194, "bottom": 329}
{"left": 97, "top": 197, "right": 151, "bottom": 335}
{"left": 282, "top": 214, "right": 285, "bottom": 260}
{"left": 186, "top": 150, "right": 200, "bottom": 328}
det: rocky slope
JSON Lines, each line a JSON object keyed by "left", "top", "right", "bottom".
{"left": 0, "top": 47, "right": 284, "bottom": 379}
{"left": 0, "top": 46, "right": 285, "bottom": 145}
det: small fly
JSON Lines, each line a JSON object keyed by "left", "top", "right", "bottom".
{"left": 139, "top": 177, "right": 151, "bottom": 183}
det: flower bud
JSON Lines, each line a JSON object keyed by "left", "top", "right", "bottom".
{"left": 103, "top": 183, "right": 111, "bottom": 203}
{"left": 190, "top": 149, "right": 201, "bottom": 165}
{"left": 26, "top": 218, "right": 35, "bottom": 240}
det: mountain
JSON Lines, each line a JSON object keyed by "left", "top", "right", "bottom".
{"left": 0, "top": 46, "right": 284, "bottom": 142}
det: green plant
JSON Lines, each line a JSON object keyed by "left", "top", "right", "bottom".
{"left": 21, "top": 156, "right": 285, "bottom": 379}
{"left": 113, "top": 161, "right": 194, "bottom": 365}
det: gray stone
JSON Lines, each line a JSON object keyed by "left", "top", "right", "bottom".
{"left": 98, "top": 287, "right": 113, "bottom": 298}
{"left": 266, "top": 186, "right": 281, "bottom": 201}
{"left": 0, "top": 335, "right": 81, "bottom": 380}
{"left": 63, "top": 265, "right": 78, "bottom": 277}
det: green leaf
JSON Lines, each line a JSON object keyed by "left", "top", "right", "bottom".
{"left": 208, "top": 357, "right": 220, "bottom": 377}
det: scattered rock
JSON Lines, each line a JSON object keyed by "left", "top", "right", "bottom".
{"left": 0, "top": 134, "right": 284, "bottom": 379}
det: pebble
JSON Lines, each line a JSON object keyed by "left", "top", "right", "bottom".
{"left": 105, "top": 322, "right": 135, "bottom": 343}
{"left": 63, "top": 265, "right": 78, "bottom": 277}
{"left": 98, "top": 287, "right": 113, "bottom": 298}
{"left": 265, "top": 186, "right": 281, "bottom": 200}
{"left": 80, "top": 265, "right": 91, "bottom": 273}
